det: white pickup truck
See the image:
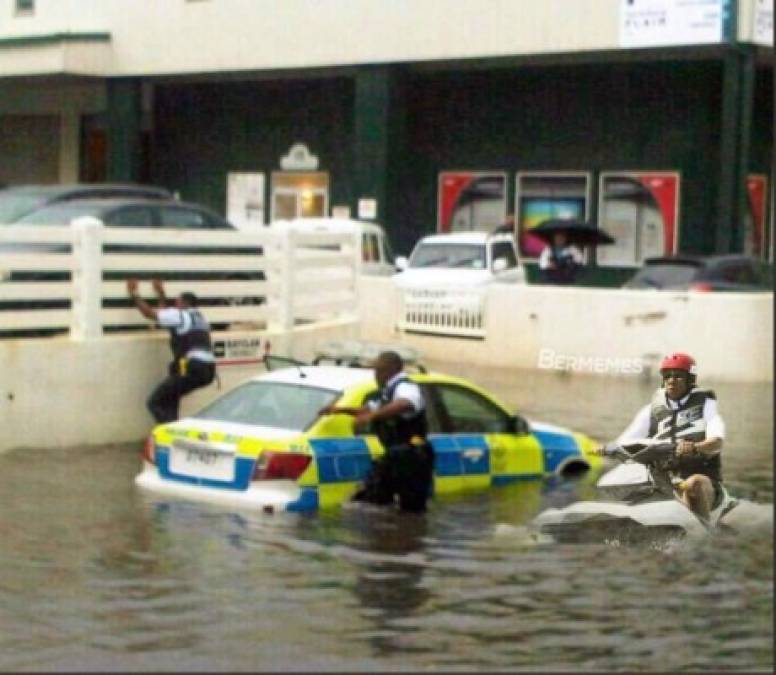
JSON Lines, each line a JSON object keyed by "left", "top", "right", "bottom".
{"left": 392, "top": 230, "right": 526, "bottom": 289}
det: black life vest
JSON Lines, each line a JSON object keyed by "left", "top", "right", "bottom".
{"left": 372, "top": 375, "right": 428, "bottom": 450}
{"left": 648, "top": 387, "right": 722, "bottom": 481}
{"left": 168, "top": 308, "right": 212, "bottom": 362}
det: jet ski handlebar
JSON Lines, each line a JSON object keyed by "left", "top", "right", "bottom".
{"left": 603, "top": 440, "right": 678, "bottom": 467}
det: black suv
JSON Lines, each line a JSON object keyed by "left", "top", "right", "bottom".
{"left": 0, "top": 183, "right": 173, "bottom": 224}
{"left": 623, "top": 255, "right": 773, "bottom": 292}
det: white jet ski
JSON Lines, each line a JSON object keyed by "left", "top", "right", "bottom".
{"left": 532, "top": 439, "right": 738, "bottom": 544}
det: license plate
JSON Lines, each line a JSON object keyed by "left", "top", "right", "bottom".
{"left": 169, "top": 440, "right": 235, "bottom": 481}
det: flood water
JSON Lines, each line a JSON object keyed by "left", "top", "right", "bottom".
{"left": 0, "top": 364, "right": 772, "bottom": 672}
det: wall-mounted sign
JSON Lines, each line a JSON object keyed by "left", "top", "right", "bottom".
{"left": 280, "top": 143, "right": 319, "bottom": 171}
{"left": 619, "top": 0, "right": 730, "bottom": 48}
{"left": 745, "top": 174, "right": 768, "bottom": 258}
{"left": 754, "top": 0, "right": 774, "bottom": 46}
{"left": 515, "top": 172, "right": 591, "bottom": 259}
{"left": 597, "top": 171, "right": 680, "bottom": 267}
{"left": 212, "top": 336, "right": 263, "bottom": 365}
{"left": 437, "top": 171, "right": 507, "bottom": 233}
{"left": 358, "top": 198, "right": 377, "bottom": 220}
{"left": 331, "top": 205, "right": 351, "bottom": 219}
{"left": 226, "top": 172, "right": 265, "bottom": 230}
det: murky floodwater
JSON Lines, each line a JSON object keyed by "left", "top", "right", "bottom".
{"left": 0, "top": 364, "right": 772, "bottom": 672}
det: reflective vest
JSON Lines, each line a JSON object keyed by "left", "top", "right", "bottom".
{"left": 648, "top": 387, "right": 722, "bottom": 481}
{"left": 373, "top": 375, "right": 428, "bottom": 450}
{"left": 168, "top": 308, "right": 212, "bottom": 362}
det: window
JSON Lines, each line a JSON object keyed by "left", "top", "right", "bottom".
{"left": 15, "top": 0, "right": 34, "bottom": 14}
{"left": 490, "top": 241, "right": 517, "bottom": 270}
{"left": 196, "top": 382, "right": 338, "bottom": 431}
{"left": 433, "top": 384, "right": 512, "bottom": 434}
{"left": 104, "top": 207, "right": 155, "bottom": 228}
{"left": 515, "top": 172, "right": 590, "bottom": 259}
{"left": 160, "top": 206, "right": 208, "bottom": 229}
{"left": 363, "top": 233, "right": 379, "bottom": 262}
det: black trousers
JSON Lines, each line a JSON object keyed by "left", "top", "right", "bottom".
{"left": 147, "top": 359, "right": 216, "bottom": 424}
{"left": 354, "top": 442, "right": 435, "bottom": 513}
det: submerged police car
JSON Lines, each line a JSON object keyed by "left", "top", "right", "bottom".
{"left": 135, "top": 343, "right": 602, "bottom": 512}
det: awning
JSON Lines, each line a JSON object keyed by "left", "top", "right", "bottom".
{"left": 0, "top": 32, "right": 112, "bottom": 78}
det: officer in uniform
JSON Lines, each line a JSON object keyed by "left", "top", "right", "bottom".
{"left": 319, "top": 350, "right": 434, "bottom": 513}
{"left": 127, "top": 278, "right": 216, "bottom": 423}
{"left": 595, "top": 352, "right": 725, "bottom": 522}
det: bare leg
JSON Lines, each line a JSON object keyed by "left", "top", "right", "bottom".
{"left": 679, "top": 474, "right": 715, "bottom": 521}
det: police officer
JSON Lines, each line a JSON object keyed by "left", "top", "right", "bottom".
{"left": 595, "top": 352, "right": 725, "bottom": 522}
{"left": 127, "top": 278, "right": 216, "bottom": 423}
{"left": 319, "top": 350, "right": 434, "bottom": 513}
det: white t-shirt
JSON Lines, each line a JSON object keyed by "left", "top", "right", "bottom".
{"left": 368, "top": 371, "right": 425, "bottom": 417}
{"left": 538, "top": 244, "right": 583, "bottom": 270}
{"left": 617, "top": 392, "right": 725, "bottom": 443}
{"left": 157, "top": 307, "right": 215, "bottom": 363}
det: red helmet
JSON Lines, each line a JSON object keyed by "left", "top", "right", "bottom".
{"left": 659, "top": 353, "right": 697, "bottom": 377}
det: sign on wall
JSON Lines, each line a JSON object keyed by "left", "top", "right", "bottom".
{"left": 227, "top": 172, "right": 265, "bottom": 229}
{"left": 745, "top": 174, "right": 768, "bottom": 258}
{"left": 619, "top": 0, "right": 730, "bottom": 48}
{"left": 754, "top": 0, "right": 774, "bottom": 46}
{"left": 515, "top": 172, "right": 591, "bottom": 259}
{"left": 597, "top": 171, "right": 680, "bottom": 267}
{"left": 437, "top": 172, "right": 507, "bottom": 233}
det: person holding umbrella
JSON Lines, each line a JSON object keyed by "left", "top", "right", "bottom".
{"left": 538, "top": 230, "right": 584, "bottom": 285}
{"left": 532, "top": 219, "right": 615, "bottom": 285}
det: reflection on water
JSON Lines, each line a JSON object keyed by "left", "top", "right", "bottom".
{"left": 0, "top": 366, "right": 772, "bottom": 671}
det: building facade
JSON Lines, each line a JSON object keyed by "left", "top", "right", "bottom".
{"left": 0, "top": 0, "right": 772, "bottom": 283}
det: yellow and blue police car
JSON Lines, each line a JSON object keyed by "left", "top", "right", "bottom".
{"left": 135, "top": 364, "right": 602, "bottom": 512}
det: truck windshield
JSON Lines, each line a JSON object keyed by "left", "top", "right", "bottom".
{"left": 409, "top": 243, "right": 486, "bottom": 269}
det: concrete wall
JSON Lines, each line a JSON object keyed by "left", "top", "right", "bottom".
{"left": 359, "top": 277, "right": 773, "bottom": 383}
{"left": 1, "top": 0, "right": 769, "bottom": 77}
{"left": 0, "top": 319, "right": 359, "bottom": 453}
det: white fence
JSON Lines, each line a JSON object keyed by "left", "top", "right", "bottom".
{"left": 398, "top": 286, "right": 486, "bottom": 338}
{"left": 0, "top": 219, "right": 362, "bottom": 338}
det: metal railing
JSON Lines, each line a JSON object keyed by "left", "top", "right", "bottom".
{"left": 397, "top": 286, "right": 487, "bottom": 338}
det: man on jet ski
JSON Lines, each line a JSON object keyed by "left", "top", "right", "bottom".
{"left": 594, "top": 353, "right": 725, "bottom": 524}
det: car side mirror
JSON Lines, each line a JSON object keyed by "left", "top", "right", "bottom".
{"left": 508, "top": 414, "right": 531, "bottom": 435}
{"left": 492, "top": 257, "right": 508, "bottom": 273}
{"left": 395, "top": 256, "right": 408, "bottom": 271}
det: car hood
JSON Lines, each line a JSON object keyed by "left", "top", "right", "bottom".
{"left": 392, "top": 268, "right": 494, "bottom": 288}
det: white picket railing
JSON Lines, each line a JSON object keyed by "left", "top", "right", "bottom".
{"left": 397, "top": 286, "right": 487, "bottom": 338}
{"left": 0, "top": 218, "right": 361, "bottom": 339}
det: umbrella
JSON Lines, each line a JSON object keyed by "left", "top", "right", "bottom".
{"left": 530, "top": 219, "right": 615, "bottom": 246}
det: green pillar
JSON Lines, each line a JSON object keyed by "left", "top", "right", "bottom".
{"left": 353, "top": 66, "right": 403, "bottom": 225}
{"left": 106, "top": 78, "right": 143, "bottom": 182}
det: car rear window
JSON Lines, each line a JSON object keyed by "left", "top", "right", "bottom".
{"left": 409, "top": 243, "right": 487, "bottom": 269}
{"left": 13, "top": 202, "right": 105, "bottom": 225}
{"left": 0, "top": 192, "right": 49, "bottom": 223}
{"left": 628, "top": 263, "right": 699, "bottom": 288}
{"left": 194, "top": 381, "right": 339, "bottom": 431}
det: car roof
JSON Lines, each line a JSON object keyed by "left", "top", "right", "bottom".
{"left": 250, "top": 365, "right": 375, "bottom": 390}
{"left": 643, "top": 254, "right": 762, "bottom": 267}
{"left": 269, "top": 217, "right": 385, "bottom": 234}
{"left": 22, "top": 196, "right": 220, "bottom": 214}
{"left": 0, "top": 183, "right": 171, "bottom": 198}
{"left": 415, "top": 231, "right": 508, "bottom": 245}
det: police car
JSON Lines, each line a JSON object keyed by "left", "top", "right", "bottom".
{"left": 135, "top": 347, "right": 602, "bottom": 512}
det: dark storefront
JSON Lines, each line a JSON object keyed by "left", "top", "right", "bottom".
{"left": 98, "top": 46, "right": 773, "bottom": 285}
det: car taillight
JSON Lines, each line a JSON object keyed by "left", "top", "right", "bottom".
{"left": 689, "top": 282, "right": 713, "bottom": 292}
{"left": 142, "top": 435, "right": 156, "bottom": 465}
{"left": 252, "top": 451, "right": 312, "bottom": 481}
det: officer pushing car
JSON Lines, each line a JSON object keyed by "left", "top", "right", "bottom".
{"left": 319, "top": 350, "right": 435, "bottom": 513}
